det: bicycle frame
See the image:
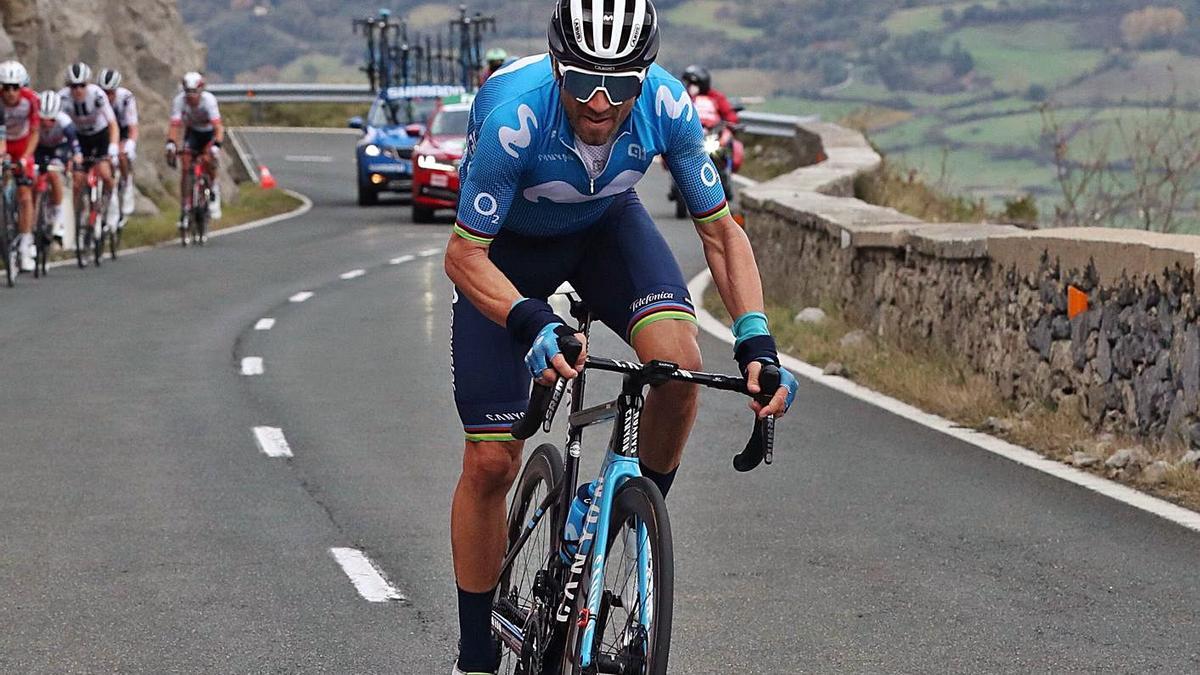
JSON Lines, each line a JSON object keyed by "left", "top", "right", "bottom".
{"left": 495, "top": 298, "right": 662, "bottom": 671}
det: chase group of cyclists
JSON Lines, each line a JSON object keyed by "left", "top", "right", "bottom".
{"left": 0, "top": 58, "right": 223, "bottom": 277}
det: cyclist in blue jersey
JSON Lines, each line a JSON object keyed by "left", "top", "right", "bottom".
{"left": 444, "top": 1, "right": 798, "bottom": 672}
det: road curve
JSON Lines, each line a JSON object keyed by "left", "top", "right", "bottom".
{"left": 1, "top": 129, "right": 1198, "bottom": 673}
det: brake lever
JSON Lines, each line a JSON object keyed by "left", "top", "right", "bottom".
{"left": 733, "top": 365, "right": 781, "bottom": 473}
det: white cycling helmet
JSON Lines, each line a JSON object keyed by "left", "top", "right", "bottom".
{"left": 65, "top": 62, "right": 92, "bottom": 85}
{"left": 98, "top": 68, "right": 122, "bottom": 91}
{"left": 38, "top": 90, "right": 63, "bottom": 118}
{"left": 181, "top": 71, "right": 205, "bottom": 91}
{"left": 0, "top": 60, "right": 28, "bottom": 86}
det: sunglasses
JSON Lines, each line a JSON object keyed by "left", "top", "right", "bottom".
{"left": 557, "top": 63, "right": 645, "bottom": 106}
{"left": 69, "top": 83, "right": 87, "bottom": 90}
{"left": 2, "top": 84, "right": 21, "bottom": 92}
{"left": 184, "top": 88, "right": 199, "bottom": 95}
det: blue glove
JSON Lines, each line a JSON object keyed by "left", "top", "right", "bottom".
{"left": 774, "top": 363, "right": 799, "bottom": 413}
{"left": 526, "top": 322, "right": 571, "bottom": 379}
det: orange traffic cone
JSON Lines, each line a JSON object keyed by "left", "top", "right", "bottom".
{"left": 259, "top": 165, "right": 277, "bottom": 189}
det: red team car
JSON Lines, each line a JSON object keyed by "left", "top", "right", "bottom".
{"left": 410, "top": 100, "right": 471, "bottom": 223}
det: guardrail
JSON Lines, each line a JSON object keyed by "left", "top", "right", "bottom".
{"left": 210, "top": 84, "right": 814, "bottom": 136}
{"left": 207, "top": 83, "right": 375, "bottom": 104}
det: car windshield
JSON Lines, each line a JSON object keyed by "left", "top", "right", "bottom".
{"left": 430, "top": 109, "right": 470, "bottom": 136}
{"left": 368, "top": 97, "right": 438, "bottom": 127}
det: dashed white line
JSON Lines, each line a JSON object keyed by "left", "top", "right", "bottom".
{"left": 688, "top": 269, "right": 1200, "bottom": 535}
{"left": 329, "top": 548, "right": 405, "bottom": 602}
{"left": 390, "top": 255, "right": 416, "bottom": 265}
{"left": 241, "top": 357, "right": 264, "bottom": 376}
{"left": 255, "top": 318, "right": 276, "bottom": 331}
{"left": 418, "top": 248, "right": 441, "bottom": 257}
{"left": 290, "top": 291, "right": 314, "bottom": 303}
{"left": 252, "top": 427, "right": 294, "bottom": 458}
{"left": 340, "top": 269, "right": 366, "bottom": 280}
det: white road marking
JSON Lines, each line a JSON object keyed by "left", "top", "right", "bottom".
{"left": 329, "top": 548, "right": 406, "bottom": 602}
{"left": 255, "top": 318, "right": 276, "bottom": 331}
{"left": 284, "top": 155, "right": 334, "bottom": 163}
{"left": 290, "top": 291, "right": 314, "bottom": 303}
{"left": 252, "top": 427, "right": 293, "bottom": 458}
{"left": 688, "top": 270, "right": 1200, "bottom": 535}
{"left": 390, "top": 255, "right": 416, "bottom": 265}
{"left": 418, "top": 248, "right": 441, "bottom": 257}
{"left": 241, "top": 357, "right": 264, "bottom": 376}
{"left": 340, "top": 269, "right": 366, "bottom": 280}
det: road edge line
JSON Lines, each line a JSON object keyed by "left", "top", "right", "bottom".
{"left": 687, "top": 269, "right": 1200, "bottom": 534}
{"left": 44, "top": 189, "right": 313, "bottom": 271}
{"left": 329, "top": 547, "right": 406, "bottom": 602}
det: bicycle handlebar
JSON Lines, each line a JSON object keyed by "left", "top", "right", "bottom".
{"left": 512, "top": 335, "right": 782, "bottom": 471}
{"left": 510, "top": 334, "right": 583, "bottom": 440}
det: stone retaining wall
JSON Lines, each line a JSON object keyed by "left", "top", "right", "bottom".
{"left": 743, "top": 121, "right": 1200, "bottom": 446}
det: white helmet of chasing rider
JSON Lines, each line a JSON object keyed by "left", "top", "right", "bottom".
{"left": 38, "top": 90, "right": 64, "bottom": 118}
{"left": 98, "top": 68, "right": 122, "bottom": 91}
{"left": 0, "top": 60, "right": 28, "bottom": 87}
{"left": 181, "top": 71, "right": 205, "bottom": 91}
{"left": 65, "top": 62, "right": 92, "bottom": 85}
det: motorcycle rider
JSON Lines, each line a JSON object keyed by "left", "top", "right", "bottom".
{"left": 681, "top": 64, "right": 738, "bottom": 145}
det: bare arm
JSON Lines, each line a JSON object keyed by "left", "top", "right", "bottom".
{"left": 696, "top": 213, "right": 764, "bottom": 319}
{"left": 23, "top": 125, "right": 37, "bottom": 160}
{"left": 167, "top": 123, "right": 180, "bottom": 146}
{"left": 443, "top": 234, "right": 522, "bottom": 325}
{"left": 127, "top": 123, "right": 138, "bottom": 142}
{"left": 212, "top": 119, "right": 224, "bottom": 145}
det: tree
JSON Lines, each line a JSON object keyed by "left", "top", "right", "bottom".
{"left": 1120, "top": 7, "right": 1187, "bottom": 49}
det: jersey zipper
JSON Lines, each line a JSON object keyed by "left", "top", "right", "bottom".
{"left": 559, "top": 129, "right": 631, "bottom": 195}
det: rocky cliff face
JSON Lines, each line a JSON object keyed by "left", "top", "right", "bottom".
{"left": 0, "top": 0, "right": 205, "bottom": 197}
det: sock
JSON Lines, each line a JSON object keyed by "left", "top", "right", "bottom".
{"left": 456, "top": 585, "right": 497, "bottom": 671}
{"left": 640, "top": 462, "right": 678, "bottom": 499}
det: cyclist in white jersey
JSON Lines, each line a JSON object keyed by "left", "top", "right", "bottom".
{"left": 34, "top": 91, "right": 82, "bottom": 243}
{"left": 58, "top": 62, "right": 120, "bottom": 231}
{"left": 165, "top": 72, "right": 224, "bottom": 222}
{"left": 98, "top": 69, "right": 138, "bottom": 216}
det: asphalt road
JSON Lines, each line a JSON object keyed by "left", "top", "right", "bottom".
{"left": 1, "top": 129, "right": 1198, "bottom": 674}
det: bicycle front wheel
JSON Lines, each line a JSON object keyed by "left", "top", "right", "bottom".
{"left": 562, "top": 477, "right": 673, "bottom": 675}
{"left": 495, "top": 443, "right": 565, "bottom": 675}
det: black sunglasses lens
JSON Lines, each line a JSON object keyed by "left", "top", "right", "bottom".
{"left": 69, "top": 83, "right": 85, "bottom": 89}
{"left": 562, "top": 70, "right": 604, "bottom": 102}
{"left": 3, "top": 84, "right": 20, "bottom": 91}
{"left": 603, "top": 76, "right": 641, "bottom": 103}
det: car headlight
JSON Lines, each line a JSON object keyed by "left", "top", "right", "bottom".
{"left": 364, "top": 144, "right": 381, "bottom": 157}
{"left": 418, "top": 154, "right": 458, "bottom": 172}
{"left": 703, "top": 136, "right": 722, "bottom": 155}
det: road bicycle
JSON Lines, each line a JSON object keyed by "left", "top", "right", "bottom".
{"left": 74, "top": 159, "right": 109, "bottom": 269}
{"left": 493, "top": 291, "right": 780, "bottom": 674}
{"left": 31, "top": 161, "right": 62, "bottom": 278}
{"left": 0, "top": 160, "right": 19, "bottom": 287}
{"left": 178, "top": 149, "right": 213, "bottom": 247}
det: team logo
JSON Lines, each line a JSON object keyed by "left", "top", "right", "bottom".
{"left": 655, "top": 85, "right": 693, "bottom": 122}
{"left": 701, "top": 162, "right": 720, "bottom": 188}
{"left": 499, "top": 104, "right": 538, "bottom": 158}
{"left": 474, "top": 192, "right": 499, "bottom": 217}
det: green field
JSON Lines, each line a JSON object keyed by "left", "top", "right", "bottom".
{"left": 664, "top": 1, "right": 764, "bottom": 41}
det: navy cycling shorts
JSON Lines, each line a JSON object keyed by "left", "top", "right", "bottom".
{"left": 452, "top": 189, "right": 695, "bottom": 442}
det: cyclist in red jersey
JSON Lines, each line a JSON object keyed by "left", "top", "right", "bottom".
{"left": 1, "top": 60, "right": 41, "bottom": 273}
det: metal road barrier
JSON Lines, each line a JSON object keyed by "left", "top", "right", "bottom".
{"left": 209, "top": 83, "right": 814, "bottom": 137}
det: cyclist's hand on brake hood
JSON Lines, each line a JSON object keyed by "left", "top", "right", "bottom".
{"left": 733, "top": 311, "right": 797, "bottom": 418}
{"left": 745, "top": 360, "right": 797, "bottom": 419}
{"left": 507, "top": 297, "right": 587, "bottom": 385}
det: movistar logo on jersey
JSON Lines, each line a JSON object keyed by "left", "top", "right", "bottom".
{"left": 499, "top": 104, "right": 538, "bottom": 158}
{"left": 655, "top": 85, "right": 693, "bottom": 122}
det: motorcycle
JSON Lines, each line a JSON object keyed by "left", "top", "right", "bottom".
{"left": 668, "top": 93, "right": 744, "bottom": 219}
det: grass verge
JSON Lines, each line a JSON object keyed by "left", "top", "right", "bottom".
{"left": 220, "top": 102, "right": 368, "bottom": 129}
{"left": 704, "top": 289, "right": 1200, "bottom": 511}
{"left": 72, "top": 184, "right": 303, "bottom": 255}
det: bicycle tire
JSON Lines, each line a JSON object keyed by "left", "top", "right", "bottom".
{"left": 34, "top": 190, "right": 50, "bottom": 277}
{"left": 195, "top": 178, "right": 210, "bottom": 245}
{"left": 76, "top": 190, "right": 90, "bottom": 266}
{"left": 0, "top": 192, "right": 13, "bottom": 288}
{"left": 496, "top": 443, "right": 566, "bottom": 675}
{"left": 560, "top": 477, "right": 673, "bottom": 675}
{"left": 91, "top": 200, "right": 103, "bottom": 268}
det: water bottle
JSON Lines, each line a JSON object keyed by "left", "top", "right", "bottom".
{"left": 562, "top": 480, "right": 597, "bottom": 561}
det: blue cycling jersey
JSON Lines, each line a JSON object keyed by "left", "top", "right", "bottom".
{"left": 453, "top": 53, "right": 729, "bottom": 244}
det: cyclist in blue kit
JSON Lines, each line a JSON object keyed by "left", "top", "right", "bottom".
{"left": 443, "top": 1, "right": 798, "bottom": 672}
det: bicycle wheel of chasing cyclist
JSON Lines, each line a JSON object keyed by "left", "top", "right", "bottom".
{"left": 191, "top": 174, "right": 209, "bottom": 246}
{"left": 497, "top": 442, "right": 566, "bottom": 675}
{"left": 561, "top": 476, "right": 673, "bottom": 675}
{"left": 1, "top": 188, "right": 14, "bottom": 288}
{"left": 34, "top": 189, "right": 51, "bottom": 277}
{"left": 75, "top": 190, "right": 91, "bottom": 268}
